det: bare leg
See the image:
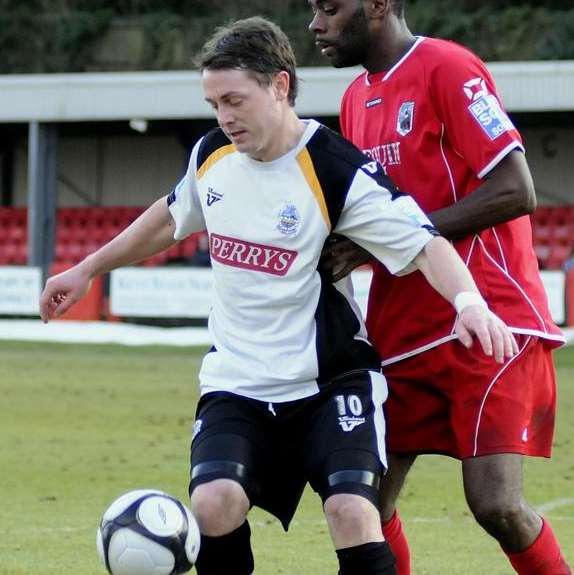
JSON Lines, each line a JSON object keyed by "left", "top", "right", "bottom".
{"left": 325, "top": 494, "right": 396, "bottom": 574}
{"left": 191, "top": 478, "right": 250, "bottom": 536}
{"left": 325, "top": 493, "right": 383, "bottom": 548}
{"left": 379, "top": 453, "right": 417, "bottom": 522}
{"left": 463, "top": 453, "right": 542, "bottom": 552}
{"left": 191, "top": 479, "right": 254, "bottom": 575}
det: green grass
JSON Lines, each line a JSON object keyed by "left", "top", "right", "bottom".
{"left": 0, "top": 341, "right": 572, "bottom": 574}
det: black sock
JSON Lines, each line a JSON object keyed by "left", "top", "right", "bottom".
{"left": 337, "top": 541, "right": 396, "bottom": 575}
{"left": 195, "top": 521, "right": 254, "bottom": 575}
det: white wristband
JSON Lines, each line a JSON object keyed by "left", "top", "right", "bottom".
{"left": 454, "top": 291, "right": 488, "bottom": 314}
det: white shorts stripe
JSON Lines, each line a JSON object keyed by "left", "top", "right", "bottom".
{"left": 472, "top": 336, "right": 531, "bottom": 456}
{"left": 369, "top": 370, "right": 389, "bottom": 469}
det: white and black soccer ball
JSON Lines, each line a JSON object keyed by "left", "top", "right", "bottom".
{"left": 96, "top": 489, "right": 201, "bottom": 575}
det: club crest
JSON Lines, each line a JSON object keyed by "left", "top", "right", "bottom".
{"left": 396, "top": 101, "right": 415, "bottom": 136}
{"left": 277, "top": 204, "right": 300, "bottom": 236}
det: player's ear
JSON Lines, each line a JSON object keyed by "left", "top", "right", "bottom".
{"left": 273, "top": 71, "right": 290, "bottom": 103}
{"left": 366, "top": 0, "right": 392, "bottom": 19}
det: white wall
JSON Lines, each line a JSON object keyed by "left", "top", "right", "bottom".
{"left": 522, "top": 127, "right": 574, "bottom": 204}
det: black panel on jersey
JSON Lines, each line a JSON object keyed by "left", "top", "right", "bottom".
{"left": 423, "top": 224, "right": 441, "bottom": 236}
{"left": 196, "top": 128, "right": 232, "bottom": 169}
{"left": 306, "top": 126, "right": 406, "bottom": 229}
{"left": 167, "top": 128, "right": 230, "bottom": 207}
{"left": 314, "top": 272, "right": 380, "bottom": 385}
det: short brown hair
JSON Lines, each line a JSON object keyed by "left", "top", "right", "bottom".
{"left": 196, "top": 16, "right": 299, "bottom": 106}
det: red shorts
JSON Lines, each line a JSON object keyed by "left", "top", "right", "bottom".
{"left": 383, "top": 335, "right": 557, "bottom": 459}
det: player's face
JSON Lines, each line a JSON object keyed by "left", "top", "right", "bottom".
{"left": 202, "top": 68, "right": 283, "bottom": 161}
{"left": 308, "top": 0, "right": 370, "bottom": 68}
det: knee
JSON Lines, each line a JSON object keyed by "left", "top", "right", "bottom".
{"left": 378, "top": 490, "right": 397, "bottom": 524}
{"left": 468, "top": 497, "right": 527, "bottom": 536}
{"left": 191, "top": 479, "right": 249, "bottom": 537}
{"left": 324, "top": 494, "right": 379, "bottom": 538}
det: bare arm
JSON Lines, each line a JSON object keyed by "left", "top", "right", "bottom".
{"left": 80, "top": 196, "right": 176, "bottom": 274}
{"left": 321, "top": 151, "right": 536, "bottom": 280}
{"left": 40, "top": 196, "right": 177, "bottom": 321}
{"left": 414, "top": 236, "right": 518, "bottom": 362}
{"left": 429, "top": 151, "right": 536, "bottom": 240}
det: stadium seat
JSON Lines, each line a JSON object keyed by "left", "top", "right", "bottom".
{"left": 0, "top": 204, "right": 560, "bottom": 270}
{"left": 142, "top": 252, "right": 170, "bottom": 267}
{"left": 534, "top": 242, "right": 552, "bottom": 270}
{"left": 547, "top": 242, "right": 573, "bottom": 270}
{"left": 531, "top": 206, "right": 574, "bottom": 269}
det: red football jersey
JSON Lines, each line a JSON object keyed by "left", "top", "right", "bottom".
{"left": 341, "top": 37, "right": 564, "bottom": 365}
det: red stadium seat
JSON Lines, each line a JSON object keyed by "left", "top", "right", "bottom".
{"left": 547, "top": 243, "right": 573, "bottom": 270}
{"left": 534, "top": 243, "right": 551, "bottom": 269}
{"left": 142, "top": 252, "right": 170, "bottom": 267}
{"left": 532, "top": 222, "right": 552, "bottom": 243}
{"left": 531, "top": 205, "right": 574, "bottom": 269}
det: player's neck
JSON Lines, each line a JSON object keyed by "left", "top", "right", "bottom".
{"left": 252, "top": 111, "right": 306, "bottom": 163}
{"left": 364, "top": 21, "right": 416, "bottom": 75}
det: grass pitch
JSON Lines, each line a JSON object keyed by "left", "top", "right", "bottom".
{"left": 0, "top": 340, "right": 572, "bottom": 574}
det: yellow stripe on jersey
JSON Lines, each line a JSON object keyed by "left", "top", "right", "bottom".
{"left": 296, "top": 147, "right": 331, "bottom": 230}
{"left": 197, "top": 144, "right": 236, "bottom": 180}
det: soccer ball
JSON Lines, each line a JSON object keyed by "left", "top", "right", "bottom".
{"left": 96, "top": 489, "right": 201, "bottom": 575}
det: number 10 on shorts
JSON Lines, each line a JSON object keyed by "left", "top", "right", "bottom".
{"left": 335, "top": 394, "right": 366, "bottom": 432}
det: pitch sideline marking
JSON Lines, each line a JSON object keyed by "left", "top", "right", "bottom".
{"left": 536, "top": 498, "right": 574, "bottom": 514}
{"left": 4, "top": 501, "right": 573, "bottom": 536}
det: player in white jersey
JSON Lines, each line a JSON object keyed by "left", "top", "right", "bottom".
{"left": 40, "top": 17, "right": 518, "bottom": 575}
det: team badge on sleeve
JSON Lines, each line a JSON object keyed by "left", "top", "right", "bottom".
{"left": 463, "top": 77, "right": 489, "bottom": 101}
{"left": 396, "top": 101, "right": 415, "bottom": 136}
{"left": 463, "top": 77, "right": 516, "bottom": 140}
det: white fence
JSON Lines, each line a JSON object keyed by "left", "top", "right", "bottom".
{"left": 0, "top": 266, "right": 567, "bottom": 325}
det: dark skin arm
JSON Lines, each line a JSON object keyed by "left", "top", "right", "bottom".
{"left": 430, "top": 151, "right": 536, "bottom": 240}
{"left": 321, "top": 151, "right": 537, "bottom": 282}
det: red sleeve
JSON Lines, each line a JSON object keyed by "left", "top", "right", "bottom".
{"left": 428, "top": 45, "right": 523, "bottom": 178}
{"left": 340, "top": 84, "right": 353, "bottom": 140}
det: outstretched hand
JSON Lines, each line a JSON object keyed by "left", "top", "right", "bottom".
{"left": 39, "top": 265, "right": 92, "bottom": 323}
{"left": 320, "top": 234, "right": 372, "bottom": 282}
{"left": 455, "top": 305, "right": 519, "bottom": 363}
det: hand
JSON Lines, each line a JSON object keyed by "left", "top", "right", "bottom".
{"left": 455, "top": 305, "right": 519, "bottom": 363}
{"left": 39, "top": 265, "right": 93, "bottom": 323}
{"left": 320, "top": 234, "right": 372, "bottom": 282}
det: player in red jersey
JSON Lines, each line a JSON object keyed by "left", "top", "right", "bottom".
{"left": 309, "top": 1, "right": 571, "bottom": 573}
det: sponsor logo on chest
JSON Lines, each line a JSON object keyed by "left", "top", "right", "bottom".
{"left": 210, "top": 233, "right": 298, "bottom": 276}
{"left": 362, "top": 142, "right": 401, "bottom": 170}
{"left": 365, "top": 96, "right": 383, "bottom": 109}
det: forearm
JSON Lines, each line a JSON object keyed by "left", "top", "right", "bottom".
{"left": 414, "top": 236, "right": 482, "bottom": 307}
{"left": 79, "top": 197, "right": 177, "bottom": 278}
{"left": 428, "top": 185, "right": 528, "bottom": 241}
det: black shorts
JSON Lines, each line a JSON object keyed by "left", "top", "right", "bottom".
{"left": 189, "top": 370, "right": 388, "bottom": 530}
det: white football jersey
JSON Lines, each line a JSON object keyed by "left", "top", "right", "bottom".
{"left": 168, "top": 120, "right": 435, "bottom": 402}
